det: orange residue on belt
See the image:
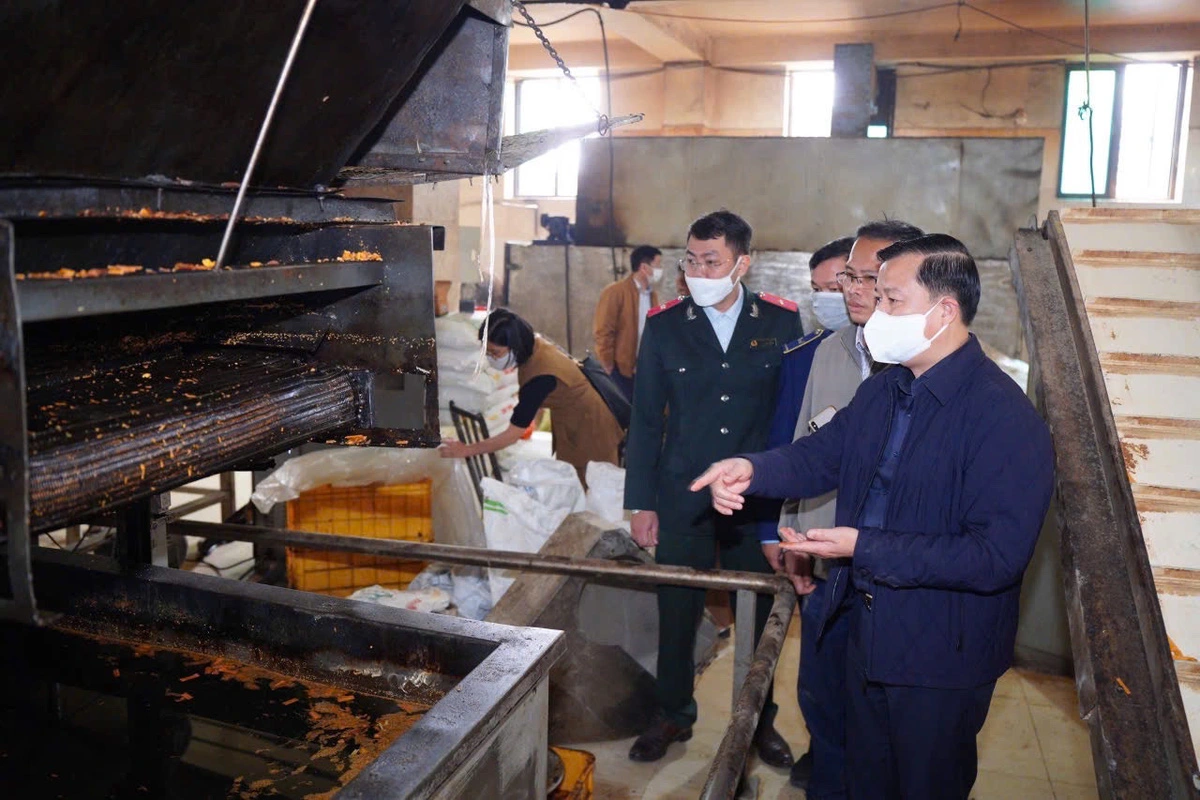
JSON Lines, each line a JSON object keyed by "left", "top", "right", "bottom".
{"left": 1169, "top": 637, "right": 1198, "bottom": 662}
{"left": 339, "top": 250, "right": 383, "bottom": 262}
{"left": 1120, "top": 440, "right": 1150, "bottom": 482}
{"left": 1115, "top": 677, "right": 1131, "bottom": 696}
{"left": 344, "top": 434, "right": 369, "bottom": 445}
{"left": 179, "top": 673, "right": 199, "bottom": 683}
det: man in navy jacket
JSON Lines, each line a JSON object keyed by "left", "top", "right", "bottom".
{"left": 691, "top": 234, "right": 1054, "bottom": 800}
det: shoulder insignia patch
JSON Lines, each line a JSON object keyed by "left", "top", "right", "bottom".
{"left": 757, "top": 291, "right": 799, "bottom": 312}
{"left": 782, "top": 328, "right": 826, "bottom": 355}
{"left": 647, "top": 296, "right": 686, "bottom": 318}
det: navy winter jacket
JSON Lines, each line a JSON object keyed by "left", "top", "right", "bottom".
{"left": 744, "top": 335, "right": 1054, "bottom": 689}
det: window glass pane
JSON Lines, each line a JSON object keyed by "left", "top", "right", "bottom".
{"left": 1115, "top": 63, "right": 1182, "bottom": 200}
{"left": 513, "top": 76, "right": 601, "bottom": 197}
{"left": 788, "top": 67, "right": 835, "bottom": 137}
{"left": 516, "top": 153, "right": 558, "bottom": 197}
{"left": 1059, "top": 69, "right": 1116, "bottom": 196}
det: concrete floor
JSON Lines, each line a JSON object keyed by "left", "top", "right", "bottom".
{"left": 563, "top": 616, "right": 1098, "bottom": 800}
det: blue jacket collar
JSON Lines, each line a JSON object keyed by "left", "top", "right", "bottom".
{"left": 890, "top": 334, "right": 985, "bottom": 406}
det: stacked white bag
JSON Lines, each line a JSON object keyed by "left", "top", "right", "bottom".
{"left": 435, "top": 313, "right": 520, "bottom": 432}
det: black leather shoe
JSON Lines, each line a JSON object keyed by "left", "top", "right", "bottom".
{"left": 628, "top": 716, "right": 693, "bottom": 762}
{"left": 754, "top": 722, "right": 794, "bottom": 769}
{"left": 789, "top": 748, "right": 813, "bottom": 788}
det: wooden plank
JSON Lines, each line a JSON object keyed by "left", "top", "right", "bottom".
{"left": 1155, "top": 568, "right": 1200, "bottom": 597}
{"left": 1116, "top": 417, "right": 1200, "bottom": 441}
{"left": 1100, "top": 353, "right": 1200, "bottom": 377}
{"left": 1074, "top": 251, "right": 1200, "bottom": 270}
{"left": 1086, "top": 297, "right": 1200, "bottom": 320}
{"left": 1134, "top": 485, "right": 1200, "bottom": 514}
{"left": 1061, "top": 208, "right": 1200, "bottom": 225}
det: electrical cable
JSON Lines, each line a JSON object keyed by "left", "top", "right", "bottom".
{"left": 633, "top": 1, "right": 960, "bottom": 25}
{"left": 961, "top": 2, "right": 1143, "bottom": 64}
{"left": 1082, "top": 0, "right": 1099, "bottom": 207}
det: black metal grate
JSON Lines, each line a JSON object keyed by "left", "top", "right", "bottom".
{"left": 448, "top": 401, "right": 502, "bottom": 507}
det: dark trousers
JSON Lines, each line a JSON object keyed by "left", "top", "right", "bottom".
{"left": 654, "top": 525, "right": 776, "bottom": 728}
{"left": 845, "top": 599, "right": 995, "bottom": 800}
{"left": 609, "top": 368, "right": 635, "bottom": 403}
{"left": 799, "top": 578, "right": 850, "bottom": 799}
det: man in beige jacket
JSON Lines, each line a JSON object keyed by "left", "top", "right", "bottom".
{"left": 593, "top": 245, "right": 662, "bottom": 400}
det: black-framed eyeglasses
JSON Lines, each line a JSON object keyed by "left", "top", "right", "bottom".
{"left": 835, "top": 271, "right": 878, "bottom": 289}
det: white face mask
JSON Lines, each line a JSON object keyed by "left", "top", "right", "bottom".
{"left": 862, "top": 301, "right": 950, "bottom": 365}
{"left": 651, "top": 266, "right": 664, "bottom": 283}
{"left": 487, "top": 351, "right": 514, "bottom": 371}
{"left": 685, "top": 260, "right": 742, "bottom": 307}
{"left": 811, "top": 291, "right": 851, "bottom": 331}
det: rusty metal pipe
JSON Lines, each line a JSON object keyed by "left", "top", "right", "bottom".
{"left": 170, "top": 520, "right": 788, "bottom": 594}
{"left": 701, "top": 586, "right": 797, "bottom": 800}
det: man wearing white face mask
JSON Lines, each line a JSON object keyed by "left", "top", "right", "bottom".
{"left": 623, "top": 210, "right": 801, "bottom": 765}
{"left": 692, "top": 234, "right": 1055, "bottom": 800}
{"left": 593, "top": 245, "right": 663, "bottom": 401}
{"left": 760, "top": 221, "right": 923, "bottom": 797}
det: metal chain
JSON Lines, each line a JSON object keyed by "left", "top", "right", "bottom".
{"left": 512, "top": 1, "right": 610, "bottom": 135}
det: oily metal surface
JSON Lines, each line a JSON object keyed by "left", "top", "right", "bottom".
{"left": 25, "top": 348, "right": 361, "bottom": 532}
{"left": 0, "top": 0, "right": 469, "bottom": 188}
{"left": 0, "top": 182, "right": 399, "bottom": 224}
{"left": 25, "top": 551, "right": 565, "bottom": 800}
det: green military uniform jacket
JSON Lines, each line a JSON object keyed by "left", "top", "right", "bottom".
{"left": 624, "top": 285, "right": 802, "bottom": 535}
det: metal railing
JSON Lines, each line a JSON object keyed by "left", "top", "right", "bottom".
{"left": 171, "top": 519, "right": 796, "bottom": 799}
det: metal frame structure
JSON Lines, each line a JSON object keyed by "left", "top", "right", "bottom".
{"left": 1010, "top": 213, "right": 1199, "bottom": 796}
{"left": 171, "top": 518, "right": 797, "bottom": 800}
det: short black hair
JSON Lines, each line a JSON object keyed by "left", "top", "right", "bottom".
{"left": 855, "top": 219, "right": 925, "bottom": 244}
{"left": 478, "top": 308, "right": 536, "bottom": 364}
{"left": 631, "top": 245, "right": 662, "bottom": 271}
{"left": 876, "top": 233, "right": 980, "bottom": 324}
{"left": 687, "top": 210, "right": 752, "bottom": 256}
{"left": 809, "top": 236, "right": 855, "bottom": 270}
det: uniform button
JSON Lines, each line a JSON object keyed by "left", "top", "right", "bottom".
{"left": 721, "top": 362, "right": 730, "bottom": 369}
{"left": 720, "top": 394, "right": 730, "bottom": 402}
{"left": 720, "top": 427, "right": 729, "bottom": 434}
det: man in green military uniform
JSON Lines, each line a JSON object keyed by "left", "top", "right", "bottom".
{"left": 625, "top": 210, "right": 801, "bottom": 766}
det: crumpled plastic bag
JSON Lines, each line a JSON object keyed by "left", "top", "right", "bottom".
{"left": 250, "top": 448, "right": 484, "bottom": 548}
{"left": 482, "top": 476, "right": 570, "bottom": 605}
{"left": 507, "top": 458, "right": 586, "bottom": 515}
{"left": 348, "top": 584, "right": 452, "bottom": 614}
{"left": 407, "top": 564, "right": 492, "bottom": 620}
{"left": 585, "top": 461, "right": 627, "bottom": 526}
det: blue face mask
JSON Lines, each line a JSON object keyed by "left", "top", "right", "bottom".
{"left": 811, "top": 290, "right": 851, "bottom": 331}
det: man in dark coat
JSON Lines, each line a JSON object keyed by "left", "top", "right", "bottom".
{"left": 692, "top": 234, "right": 1055, "bottom": 800}
{"left": 624, "top": 210, "right": 801, "bottom": 766}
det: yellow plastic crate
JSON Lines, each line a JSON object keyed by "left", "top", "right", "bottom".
{"left": 285, "top": 480, "right": 432, "bottom": 598}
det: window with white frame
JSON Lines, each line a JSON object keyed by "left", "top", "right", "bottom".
{"left": 1058, "top": 62, "right": 1192, "bottom": 201}
{"left": 786, "top": 62, "right": 835, "bottom": 137}
{"left": 510, "top": 75, "right": 603, "bottom": 198}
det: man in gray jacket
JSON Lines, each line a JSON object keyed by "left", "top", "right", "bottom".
{"left": 782, "top": 219, "right": 923, "bottom": 796}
